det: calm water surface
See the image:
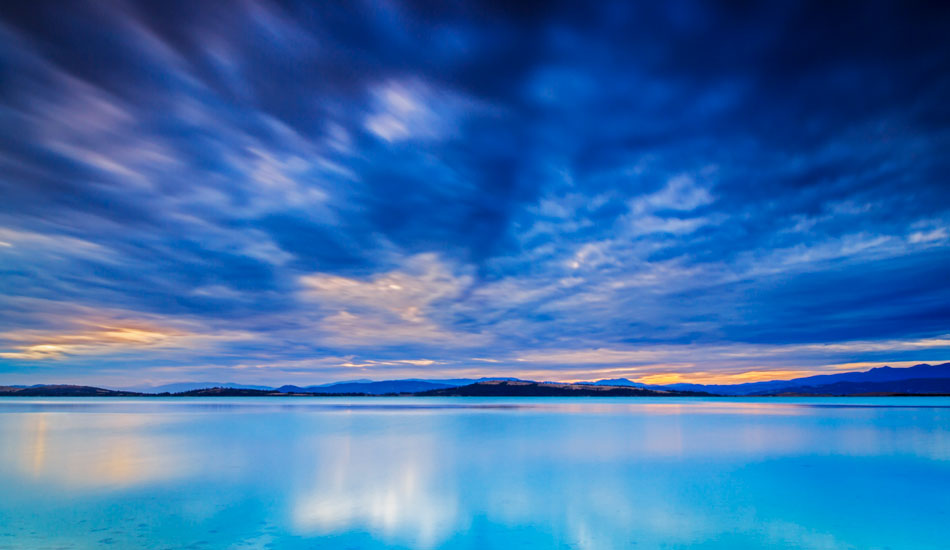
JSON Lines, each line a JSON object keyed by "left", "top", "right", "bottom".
{"left": 1, "top": 397, "right": 948, "bottom": 549}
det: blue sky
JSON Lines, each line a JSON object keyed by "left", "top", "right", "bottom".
{"left": 1, "top": 1, "right": 949, "bottom": 386}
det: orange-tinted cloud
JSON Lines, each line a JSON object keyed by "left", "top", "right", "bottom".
{"left": 0, "top": 316, "right": 247, "bottom": 360}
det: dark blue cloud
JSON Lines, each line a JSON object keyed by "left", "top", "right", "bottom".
{"left": 0, "top": 0, "right": 948, "bottom": 384}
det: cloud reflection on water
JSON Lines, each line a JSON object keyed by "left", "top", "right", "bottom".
{"left": 292, "top": 432, "right": 459, "bottom": 548}
{"left": 1, "top": 412, "right": 192, "bottom": 488}
{"left": 0, "top": 398, "right": 948, "bottom": 549}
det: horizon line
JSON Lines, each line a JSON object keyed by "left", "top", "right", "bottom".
{"left": 5, "top": 360, "right": 949, "bottom": 390}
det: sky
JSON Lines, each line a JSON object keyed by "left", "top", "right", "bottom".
{"left": 1, "top": 1, "right": 949, "bottom": 387}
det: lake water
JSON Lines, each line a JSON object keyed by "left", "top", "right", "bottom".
{"left": 1, "top": 397, "right": 948, "bottom": 549}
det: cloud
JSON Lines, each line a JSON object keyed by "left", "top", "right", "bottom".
{"left": 0, "top": 227, "right": 115, "bottom": 263}
{"left": 0, "top": 314, "right": 248, "bottom": 361}
{"left": 363, "top": 79, "right": 491, "bottom": 144}
{"left": 299, "top": 254, "right": 486, "bottom": 347}
{"left": 0, "top": 325, "right": 173, "bottom": 359}
{"left": 629, "top": 174, "right": 715, "bottom": 214}
{"left": 364, "top": 81, "right": 430, "bottom": 142}
{"left": 908, "top": 224, "right": 948, "bottom": 244}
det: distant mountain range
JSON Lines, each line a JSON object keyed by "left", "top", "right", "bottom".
{"left": 0, "top": 381, "right": 707, "bottom": 398}
{"left": 276, "top": 380, "right": 454, "bottom": 394}
{"left": 0, "top": 385, "right": 143, "bottom": 397}
{"left": 417, "top": 380, "right": 708, "bottom": 397}
{"left": 576, "top": 378, "right": 652, "bottom": 388}
{"left": 119, "top": 382, "right": 274, "bottom": 393}
{"left": 118, "top": 377, "right": 525, "bottom": 395}
{"left": 747, "top": 377, "right": 950, "bottom": 396}
{"left": 2, "top": 363, "right": 949, "bottom": 397}
{"left": 661, "top": 362, "right": 950, "bottom": 395}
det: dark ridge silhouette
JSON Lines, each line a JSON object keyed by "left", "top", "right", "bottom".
{"left": 173, "top": 387, "right": 373, "bottom": 397}
{"left": 753, "top": 377, "right": 950, "bottom": 396}
{"left": 175, "top": 387, "right": 297, "bottom": 396}
{"left": 276, "top": 380, "right": 455, "bottom": 394}
{"left": 0, "top": 385, "right": 144, "bottom": 397}
{"left": 121, "top": 382, "right": 274, "bottom": 393}
{"left": 416, "top": 381, "right": 711, "bottom": 397}
{"left": 666, "top": 362, "right": 950, "bottom": 395}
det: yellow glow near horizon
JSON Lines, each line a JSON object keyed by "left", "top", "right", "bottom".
{"left": 634, "top": 370, "right": 819, "bottom": 386}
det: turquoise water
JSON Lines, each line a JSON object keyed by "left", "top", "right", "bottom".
{"left": 1, "top": 397, "right": 949, "bottom": 549}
